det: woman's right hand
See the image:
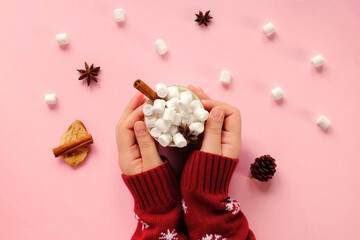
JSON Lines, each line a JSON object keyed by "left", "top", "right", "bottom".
{"left": 187, "top": 85, "right": 242, "bottom": 159}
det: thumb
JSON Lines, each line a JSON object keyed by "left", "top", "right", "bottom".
{"left": 134, "top": 121, "right": 163, "bottom": 172}
{"left": 201, "top": 106, "right": 225, "bottom": 155}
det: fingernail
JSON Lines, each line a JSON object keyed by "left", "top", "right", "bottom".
{"left": 135, "top": 123, "right": 147, "bottom": 135}
{"left": 211, "top": 108, "right": 224, "bottom": 121}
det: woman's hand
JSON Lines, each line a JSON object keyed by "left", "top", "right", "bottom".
{"left": 116, "top": 93, "right": 163, "bottom": 175}
{"left": 187, "top": 85, "right": 242, "bottom": 159}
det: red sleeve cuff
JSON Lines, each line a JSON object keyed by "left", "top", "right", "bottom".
{"left": 181, "top": 150, "right": 238, "bottom": 194}
{"left": 122, "top": 160, "right": 180, "bottom": 210}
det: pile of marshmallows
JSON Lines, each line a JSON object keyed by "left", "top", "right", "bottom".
{"left": 143, "top": 84, "right": 209, "bottom": 148}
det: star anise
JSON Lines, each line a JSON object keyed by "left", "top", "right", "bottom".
{"left": 195, "top": 10, "right": 213, "bottom": 26}
{"left": 77, "top": 62, "right": 100, "bottom": 86}
{"left": 179, "top": 125, "right": 199, "bottom": 144}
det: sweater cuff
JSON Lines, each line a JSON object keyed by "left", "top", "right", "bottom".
{"left": 122, "top": 160, "right": 180, "bottom": 210}
{"left": 181, "top": 150, "right": 238, "bottom": 194}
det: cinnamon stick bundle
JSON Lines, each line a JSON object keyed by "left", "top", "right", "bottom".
{"left": 133, "top": 79, "right": 159, "bottom": 102}
{"left": 53, "top": 134, "right": 93, "bottom": 157}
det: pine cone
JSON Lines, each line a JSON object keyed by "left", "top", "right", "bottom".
{"left": 250, "top": 155, "right": 277, "bottom": 182}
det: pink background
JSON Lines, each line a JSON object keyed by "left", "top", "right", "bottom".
{"left": 1, "top": 0, "right": 360, "bottom": 239}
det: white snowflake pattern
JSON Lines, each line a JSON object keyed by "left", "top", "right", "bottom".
{"left": 141, "top": 221, "right": 150, "bottom": 230}
{"left": 159, "top": 229, "right": 178, "bottom": 240}
{"left": 199, "top": 234, "right": 227, "bottom": 240}
{"left": 223, "top": 197, "right": 241, "bottom": 215}
{"left": 135, "top": 214, "right": 150, "bottom": 231}
{"left": 181, "top": 199, "right": 188, "bottom": 214}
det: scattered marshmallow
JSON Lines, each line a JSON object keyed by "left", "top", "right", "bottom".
{"left": 172, "top": 113, "right": 181, "bottom": 126}
{"left": 189, "top": 122, "right": 205, "bottom": 135}
{"left": 167, "top": 86, "right": 180, "bottom": 99}
{"left": 263, "top": 22, "right": 276, "bottom": 36}
{"left": 156, "top": 83, "right": 168, "bottom": 98}
{"left": 113, "top": 9, "right": 125, "bottom": 22}
{"left": 45, "top": 93, "right": 56, "bottom": 104}
{"left": 163, "top": 108, "right": 176, "bottom": 122}
{"left": 166, "top": 97, "right": 179, "bottom": 109}
{"left": 220, "top": 71, "right": 231, "bottom": 84}
{"left": 155, "top": 118, "right": 171, "bottom": 133}
{"left": 178, "top": 91, "right": 193, "bottom": 110}
{"left": 194, "top": 108, "right": 209, "bottom": 121}
{"left": 190, "top": 100, "right": 202, "bottom": 112}
{"left": 155, "top": 39, "right": 168, "bottom": 55}
{"left": 150, "top": 128, "right": 162, "bottom": 138}
{"left": 153, "top": 99, "right": 166, "bottom": 115}
{"left": 317, "top": 115, "right": 331, "bottom": 130}
{"left": 56, "top": 33, "right": 69, "bottom": 45}
{"left": 312, "top": 55, "right": 325, "bottom": 68}
{"left": 145, "top": 116, "right": 157, "bottom": 128}
{"left": 271, "top": 87, "right": 284, "bottom": 101}
{"left": 158, "top": 133, "right": 172, "bottom": 147}
{"left": 173, "top": 133, "right": 187, "bottom": 148}
{"left": 143, "top": 104, "right": 153, "bottom": 116}
{"left": 169, "top": 125, "right": 179, "bottom": 136}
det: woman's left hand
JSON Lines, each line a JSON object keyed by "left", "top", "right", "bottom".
{"left": 116, "top": 93, "right": 163, "bottom": 175}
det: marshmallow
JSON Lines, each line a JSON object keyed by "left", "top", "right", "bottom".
{"left": 113, "top": 9, "right": 125, "bottom": 22}
{"left": 190, "top": 100, "right": 202, "bottom": 112}
{"left": 156, "top": 83, "right": 168, "bottom": 98}
{"left": 157, "top": 111, "right": 165, "bottom": 118}
{"left": 163, "top": 108, "right": 176, "bottom": 122}
{"left": 182, "top": 115, "right": 194, "bottom": 126}
{"left": 189, "top": 122, "right": 205, "bottom": 135}
{"left": 194, "top": 108, "right": 209, "bottom": 121}
{"left": 56, "top": 33, "right": 69, "bottom": 45}
{"left": 180, "top": 91, "right": 192, "bottom": 99}
{"left": 317, "top": 115, "right": 331, "bottom": 129}
{"left": 45, "top": 93, "right": 56, "bottom": 104}
{"left": 168, "top": 125, "right": 179, "bottom": 136}
{"left": 143, "top": 104, "right": 153, "bottom": 116}
{"left": 153, "top": 99, "right": 166, "bottom": 115}
{"left": 312, "top": 55, "right": 325, "bottom": 68}
{"left": 271, "top": 87, "right": 284, "bottom": 101}
{"left": 167, "top": 86, "right": 180, "bottom": 99}
{"left": 172, "top": 113, "right": 181, "bottom": 126}
{"left": 155, "top": 39, "right": 168, "bottom": 55}
{"left": 181, "top": 108, "right": 192, "bottom": 118}
{"left": 178, "top": 91, "right": 193, "bottom": 110}
{"left": 155, "top": 118, "right": 171, "bottom": 133}
{"left": 150, "top": 128, "right": 162, "bottom": 138}
{"left": 173, "top": 133, "right": 187, "bottom": 148}
{"left": 220, "top": 71, "right": 231, "bottom": 84}
{"left": 166, "top": 97, "right": 179, "bottom": 109}
{"left": 158, "top": 133, "right": 172, "bottom": 147}
{"left": 263, "top": 22, "right": 276, "bottom": 36}
{"left": 145, "top": 116, "right": 157, "bottom": 128}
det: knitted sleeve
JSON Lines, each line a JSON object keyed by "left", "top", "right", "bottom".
{"left": 122, "top": 160, "right": 188, "bottom": 240}
{"left": 181, "top": 151, "right": 256, "bottom": 240}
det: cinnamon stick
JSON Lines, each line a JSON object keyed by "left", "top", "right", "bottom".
{"left": 52, "top": 134, "right": 93, "bottom": 157}
{"left": 133, "top": 79, "right": 159, "bottom": 102}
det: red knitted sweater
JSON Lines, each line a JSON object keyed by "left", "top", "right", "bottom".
{"left": 122, "top": 150, "right": 255, "bottom": 240}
